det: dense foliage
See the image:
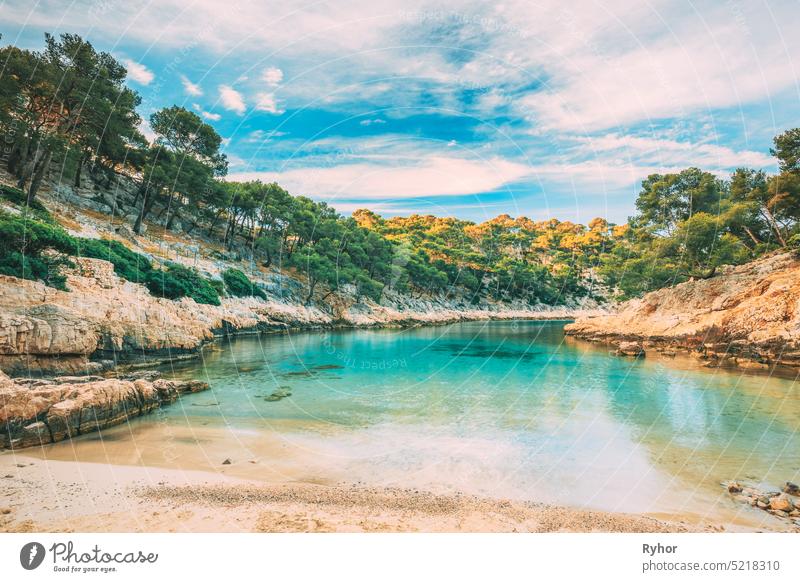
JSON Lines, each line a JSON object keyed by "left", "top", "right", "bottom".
{"left": 144, "top": 262, "right": 220, "bottom": 306}
{"left": 0, "top": 210, "right": 76, "bottom": 289}
{"left": 2, "top": 32, "right": 800, "bottom": 306}
{"left": 222, "top": 268, "right": 267, "bottom": 299}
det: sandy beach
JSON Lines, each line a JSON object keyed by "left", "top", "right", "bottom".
{"left": 0, "top": 451, "right": 711, "bottom": 533}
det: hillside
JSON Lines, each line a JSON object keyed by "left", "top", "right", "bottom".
{"left": 565, "top": 251, "right": 800, "bottom": 371}
{"left": 0, "top": 183, "right": 602, "bottom": 377}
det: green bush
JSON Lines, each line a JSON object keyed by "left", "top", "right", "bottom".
{"left": 1, "top": 184, "right": 54, "bottom": 222}
{"left": 145, "top": 262, "right": 220, "bottom": 305}
{"left": 0, "top": 211, "right": 77, "bottom": 289}
{"left": 221, "top": 268, "right": 266, "bottom": 299}
{"left": 75, "top": 237, "right": 153, "bottom": 283}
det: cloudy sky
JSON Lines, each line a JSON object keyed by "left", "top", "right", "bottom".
{"left": 2, "top": 0, "right": 799, "bottom": 223}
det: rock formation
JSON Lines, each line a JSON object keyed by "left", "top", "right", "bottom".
{"left": 565, "top": 252, "right": 800, "bottom": 370}
{"left": 0, "top": 369, "right": 207, "bottom": 449}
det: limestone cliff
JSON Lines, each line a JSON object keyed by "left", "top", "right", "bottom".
{"left": 0, "top": 256, "right": 602, "bottom": 376}
{"left": 565, "top": 252, "right": 800, "bottom": 370}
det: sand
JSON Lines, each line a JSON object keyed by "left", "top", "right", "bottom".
{"left": 0, "top": 451, "right": 717, "bottom": 533}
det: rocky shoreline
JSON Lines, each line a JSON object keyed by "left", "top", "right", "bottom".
{"left": 0, "top": 256, "right": 603, "bottom": 378}
{"left": 724, "top": 481, "right": 800, "bottom": 527}
{"left": 0, "top": 369, "right": 207, "bottom": 450}
{"left": 565, "top": 252, "right": 800, "bottom": 372}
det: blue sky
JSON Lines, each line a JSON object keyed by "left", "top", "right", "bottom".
{"left": 2, "top": 0, "right": 799, "bottom": 223}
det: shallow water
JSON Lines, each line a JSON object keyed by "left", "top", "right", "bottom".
{"left": 39, "top": 321, "right": 800, "bottom": 527}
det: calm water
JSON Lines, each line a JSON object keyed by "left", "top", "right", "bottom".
{"left": 55, "top": 321, "right": 800, "bottom": 524}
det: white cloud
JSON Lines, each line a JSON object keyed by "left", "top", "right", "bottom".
{"left": 359, "top": 118, "right": 386, "bottom": 126}
{"left": 14, "top": 0, "right": 800, "bottom": 131}
{"left": 181, "top": 75, "right": 202, "bottom": 96}
{"left": 124, "top": 59, "right": 153, "bottom": 85}
{"left": 219, "top": 85, "right": 246, "bottom": 115}
{"left": 229, "top": 155, "right": 532, "bottom": 200}
{"left": 255, "top": 92, "right": 283, "bottom": 114}
{"left": 192, "top": 103, "right": 221, "bottom": 121}
{"left": 573, "top": 134, "right": 775, "bottom": 170}
{"left": 262, "top": 66, "right": 284, "bottom": 86}
{"left": 242, "top": 129, "right": 287, "bottom": 143}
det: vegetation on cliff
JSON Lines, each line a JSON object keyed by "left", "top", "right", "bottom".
{"left": 1, "top": 32, "right": 799, "bottom": 307}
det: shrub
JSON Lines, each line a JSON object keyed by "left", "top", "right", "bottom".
{"left": 0, "top": 211, "right": 77, "bottom": 290}
{"left": 787, "top": 233, "right": 800, "bottom": 255}
{"left": 145, "top": 262, "right": 220, "bottom": 305}
{"left": 75, "top": 237, "right": 153, "bottom": 283}
{"left": 1, "top": 184, "right": 53, "bottom": 222}
{"left": 221, "top": 268, "right": 266, "bottom": 299}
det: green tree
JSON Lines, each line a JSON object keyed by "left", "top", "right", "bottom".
{"left": 133, "top": 106, "right": 226, "bottom": 234}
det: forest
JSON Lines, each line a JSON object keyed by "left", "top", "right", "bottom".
{"left": 1, "top": 33, "right": 799, "bottom": 306}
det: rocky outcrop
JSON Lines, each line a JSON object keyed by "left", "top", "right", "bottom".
{"left": 0, "top": 369, "right": 208, "bottom": 449}
{"left": 565, "top": 252, "right": 800, "bottom": 371}
{"left": 0, "top": 258, "right": 300, "bottom": 375}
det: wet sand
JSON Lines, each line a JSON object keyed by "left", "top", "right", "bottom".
{"left": 0, "top": 452, "right": 707, "bottom": 533}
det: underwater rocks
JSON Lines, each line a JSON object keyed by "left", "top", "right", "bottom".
{"left": 565, "top": 252, "right": 800, "bottom": 371}
{"left": 723, "top": 481, "right": 800, "bottom": 526}
{"left": 264, "top": 387, "right": 292, "bottom": 402}
{"left": 0, "top": 369, "right": 208, "bottom": 450}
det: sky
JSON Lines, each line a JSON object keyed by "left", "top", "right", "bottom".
{"left": 2, "top": 0, "right": 799, "bottom": 224}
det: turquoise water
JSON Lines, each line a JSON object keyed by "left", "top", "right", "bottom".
{"left": 65, "top": 321, "right": 800, "bottom": 523}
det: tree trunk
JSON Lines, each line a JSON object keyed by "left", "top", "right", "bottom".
{"left": 742, "top": 226, "right": 761, "bottom": 246}
{"left": 161, "top": 190, "right": 175, "bottom": 222}
{"left": 208, "top": 209, "right": 224, "bottom": 236}
{"left": 27, "top": 149, "right": 52, "bottom": 205}
{"left": 74, "top": 154, "right": 83, "bottom": 188}
{"left": 134, "top": 191, "right": 156, "bottom": 234}
{"left": 16, "top": 142, "right": 39, "bottom": 191}
{"left": 305, "top": 279, "right": 318, "bottom": 304}
{"left": 7, "top": 136, "right": 25, "bottom": 175}
{"left": 185, "top": 216, "right": 200, "bottom": 235}
{"left": 762, "top": 207, "right": 787, "bottom": 246}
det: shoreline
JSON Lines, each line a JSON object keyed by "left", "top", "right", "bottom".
{"left": 0, "top": 453, "right": 708, "bottom": 533}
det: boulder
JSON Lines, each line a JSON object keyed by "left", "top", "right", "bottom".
{"left": 615, "top": 341, "right": 645, "bottom": 358}
{"left": 727, "top": 481, "right": 743, "bottom": 494}
{"left": 769, "top": 494, "right": 795, "bottom": 513}
{"left": 783, "top": 482, "right": 800, "bottom": 496}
